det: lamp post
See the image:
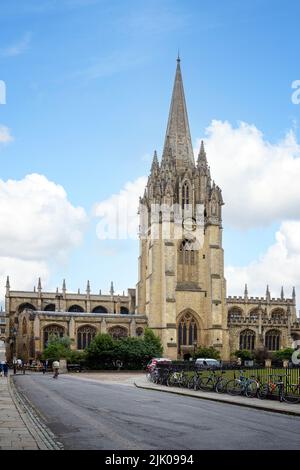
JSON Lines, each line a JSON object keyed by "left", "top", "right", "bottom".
{"left": 11, "top": 326, "right": 17, "bottom": 374}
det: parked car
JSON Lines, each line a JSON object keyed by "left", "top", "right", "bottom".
{"left": 146, "top": 357, "right": 172, "bottom": 372}
{"left": 195, "top": 358, "right": 221, "bottom": 369}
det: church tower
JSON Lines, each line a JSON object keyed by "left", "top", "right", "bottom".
{"left": 136, "top": 58, "right": 230, "bottom": 360}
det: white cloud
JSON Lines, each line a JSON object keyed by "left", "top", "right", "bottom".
{"left": 225, "top": 220, "right": 299, "bottom": 304}
{"left": 94, "top": 176, "right": 147, "bottom": 240}
{"left": 0, "top": 173, "right": 87, "bottom": 301}
{"left": 0, "top": 125, "right": 13, "bottom": 144}
{"left": 196, "top": 120, "right": 300, "bottom": 229}
{"left": 0, "top": 32, "right": 32, "bottom": 58}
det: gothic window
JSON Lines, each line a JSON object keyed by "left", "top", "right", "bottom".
{"left": 136, "top": 327, "right": 144, "bottom": 337}
{"left": 228, "top": 308, "right": 243, "bottom": 322}
{"left": 182, "top": 181, "right": 190, "bottom": 209}
{"left": 18, "top": 303, "right": 36, "bottom": 313}
{"left": 271, "top": 309, "right": 285, "bottom": 321}
{"left": 177, "top": 312, "right": 198, "bottom": 353}
{"left": 44, "top": 304, "right": 56, "bottom": 312}
{"left": 92, "top": 306, "right": 108, "bottom": 313}
{"left": 22, "top": 318, "right": 27, "bottom": 335}
{"left": 265, "top": 330, "right": 280, "bottom": 351}
{"left": 108, "top": 326, "right": 128, "bottom": 340}
{"left": 43, "top": 324, "right": 64, "bottom": 348}
{"left": 68, "top": 305, "right": 84, "bottom": 313}
{"left": 178, "top": 239, "right": 196, "bottom": 265}
{"left": 239, "top": 329, "right": 255, "bottom": 351}
{"left": 77, "top": 325, "right": 97, "bottom": 350}
{"left": 120, "top": 307, "right": 129, "bottom": 315}
{"left": 249, "top": 309, "right": 258, "bottom": 321}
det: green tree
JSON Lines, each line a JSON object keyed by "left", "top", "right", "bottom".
{"left": 42, "top": 335, "right": 72, "bottom": 361}
{"left": 234, "top": 349, "right": 254, "bottom": 361}
{"left": 273, "top": 348, "right": 294, "bottom": 360}
{"left": 193, "top": 346, "right": 220, "bottom": 360}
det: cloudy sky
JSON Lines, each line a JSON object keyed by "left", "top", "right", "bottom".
{"left": 0, "top": 0, "right": 300, "bottom": 310}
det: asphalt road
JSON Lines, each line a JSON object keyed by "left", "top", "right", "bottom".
{"left": 14, "top": 373, "right": 300, "bottom": 450}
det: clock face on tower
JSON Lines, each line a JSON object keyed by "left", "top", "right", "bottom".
{"left": 182, "top": 217, "right": 197, "bottom": 232}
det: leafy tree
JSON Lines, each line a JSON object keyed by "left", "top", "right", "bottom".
{"left": 234, "top": 349, "right": 254, "bottom": 361}
{"left": 193, "top": 346, "right": 220, "bottom": 360}
{"left": 273, "top": 348, "right": 294, "bottom": 360}
{"left": 42, "top": 335, "right": 72, "bottom": 361}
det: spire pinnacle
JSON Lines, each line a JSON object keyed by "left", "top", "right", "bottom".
{"left": 38, "top": 277, "right": 42, "bottom": 292}
{"left": 86, "top": 280, "right": 91, "bottom": 295}
{"left": 280, "top": 286, "right": 284, "bottom": 300}
{"left": 6, "top": 275, "right": 10, "bottom": 290}
{"left": 62, "top": 279, "right": 66, "bottom": 293}
{"left": 110, "top": 281, "right": 114, "bottom": 296}
{"left": 197, "top": 140, "right": 208, "bottom": 168}
{"left": 244, "top": 283, "right": 248, "bottom": 299}
{"left": 162, "top": 59, "right": 194, "bottom": 169}
{"left": 292, "top": 286, "right": 296, "bottom": 302}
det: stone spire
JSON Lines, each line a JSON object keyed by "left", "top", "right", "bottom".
{"left": 86, "top": 280, "right": 91, "bottom": 295}
{"left": 266, "top": 285, "right": 271, "bottom": 302}
{"left": 244, "top": 283, "right": 248, "bottom": 300}
{"left": 197, "top": 140, "right": 208, "bottom": 169}
{"left": 38, "top": 277, "right": 42, "bottom": 293}
{"left": 6, "top": 275, "right": 10, "bottom": 294}
{"left": 62, "top": 279, "right": 66, "bottom": 294}
{"left": 280, "top": 286, "right": 284, "bottom": 300}
{"left": 151, "top": 150, "right": 159, "bottom": 175}
{"left": 292, "top": 286, "right": 296, "bottom": 304}
{"left": 110, "top": 281, "right": 114, "bottom": 296}
{"left": 162, "top": 57, "right": 194, "bottom": 169}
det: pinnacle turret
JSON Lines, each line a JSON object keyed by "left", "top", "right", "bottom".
{"left": 197, "top": 140, "right": 208, "bottom": 169}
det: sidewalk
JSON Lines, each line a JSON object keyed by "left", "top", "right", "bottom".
{"left": 134, "top": 376, "right": 300, "bottom": 417}
{"left": 0, "top": 375, "right": 39, "bottom": 449}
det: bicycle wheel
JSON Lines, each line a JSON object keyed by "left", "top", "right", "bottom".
{"left": 257, "top": 383, "right": 269, "bottom": 399}
{"left": 226, "top": 379, "right": 243, "bottom": 396}
{"left": 283, "top": 385, "right": 300, "bottom": 404}
{"left": 245, "top": 380, "right": 258, "bottom": 398}
{"left": 199, "top": 377, "right": 214, "bottom": 392}
{"left": 215, "top": 377, "right": 227, "bottom": 393}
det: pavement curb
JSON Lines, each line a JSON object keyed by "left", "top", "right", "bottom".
{"left": 134, "top": 380, "right": 300, "bottom": 417}
{"left": 9, "top": 376, "right": 64, "bottom": 450}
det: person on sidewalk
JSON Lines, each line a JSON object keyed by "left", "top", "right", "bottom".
{"left": 52, "top": 360, "right": 60, "bottom": 379}
{"left": 3, "top": 361, "right": 8, "bottom": 377}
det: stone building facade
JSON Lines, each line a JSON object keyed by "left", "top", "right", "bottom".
{"left": 4, "top": 59, "right": 300, "bottom": 362}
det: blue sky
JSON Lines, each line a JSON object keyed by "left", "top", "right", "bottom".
{"left": 0, "top": 0, "right": 300, "bottom": 302}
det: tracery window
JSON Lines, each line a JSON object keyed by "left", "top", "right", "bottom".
{"left": 177, "top": 312, "right": 198, "bottom": 353}
{"left": 182, "top": 181, "right": 190, "bottom": 209}
{"left": 77, "top": 325, "right": 97, "bottom": 350}
{"left": 43, "top": 324, "right": 64, "bottom": 348}
{"left": 108, "top": 326, "right": 128, "bottom": 340}
{"left": 239, "top": 329, "right": 255, "bottom": 350}
{"left": 178, "top": 239, "right": 196, "bottom": 265}
{"left": 265, "top": 330, "right": 280, "bottom": 351}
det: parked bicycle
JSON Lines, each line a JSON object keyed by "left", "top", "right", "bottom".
{"left": 258, "top": 374, "right": 300, "bottom": 404}
{"left": 226, "top": 370, "right": 260, "bottom": 397}
{"left": 198, "top": 368, "right": 228, "bottom": 393}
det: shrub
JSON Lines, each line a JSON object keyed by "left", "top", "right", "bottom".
{"left": 193, "top": 346, "right": 220, "bottom": 360}
{"left": 234, "top": 349, "right": 254, "bottom": 361}
{"left": 272, "top": 348, "right": 295, "bottom": 360}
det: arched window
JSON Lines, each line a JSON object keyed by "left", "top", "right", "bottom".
{"left": 43, "top": 324, "right": 64, "bottom": 348}
{"left": 182, "top": 181, "right": 190, "bottom": 209}
{"left": 228, "top": 308, "right": 242, "bottom": 322}
{"left": 177, "top": 311, "right": 198, "bottom": 353}
{"left": 92, "top": 306, "right": 108, "bottom": 313}
{"left": 136, "top": 327, "right": 144, "bottom": 337}
{"left": 120, "top": 307, "right": 129, "bottom": 315}
{"left": 22, "top": 318, "right": 27, "bottom": 335}
{"left": 265, "top": 330, "right": 280, "bottom": 351}
{"left": 68, "top": 305, "right": 84, "bottom": 313}
{"left": 249, "top": 309, "right": 258, "bottom": 321}
{"left": 18, "top": 303, "right": 36, "bottom": 313}
{"left": 178, "top": 239, "right": 196, "bottom": 266}
{"left": 77, "top": 325, "right": 97, "bottom": 350}
{"left": 108, "top": 326, "right": 128, "bottom": 340}
{"left": 239, "top": 329, "right": 255, "bottom": 350}
{"left": 271, "top": 309, "right": 285, "bottom": 321}
{"left": 44, "top": 304, "right": 56, "bottom": 312}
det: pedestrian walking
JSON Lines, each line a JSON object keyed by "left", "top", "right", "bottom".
{"left": 52, "top": 360, "right": 60, "bottom": 379}
{"left": 3, "top": 361, "right": 8, "bottom": 377}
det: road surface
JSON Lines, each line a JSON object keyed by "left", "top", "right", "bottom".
{"left": 14, "top": 373, "right": 300, "bottom": 450}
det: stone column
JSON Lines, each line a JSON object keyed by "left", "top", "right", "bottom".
{"left": 69, "top": 317, "right": 76, "bottom": 350}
